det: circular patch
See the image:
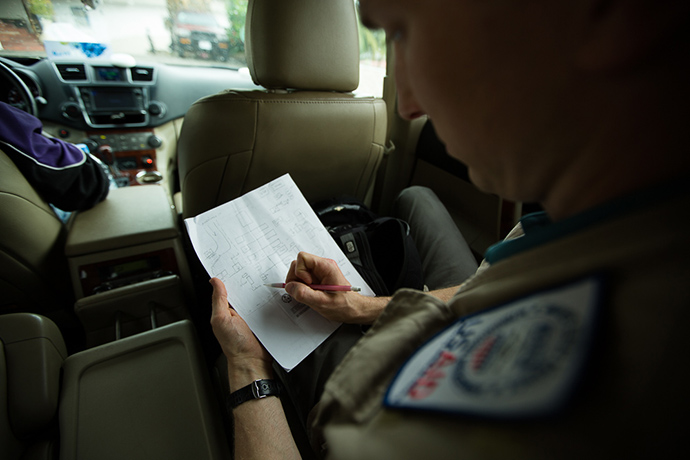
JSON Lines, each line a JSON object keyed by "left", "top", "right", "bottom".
{"left": 453, "top": 304, "right": 577, "bottom": 397}
{"left": 384, "top": 276, "right": 602, "bottom": 419}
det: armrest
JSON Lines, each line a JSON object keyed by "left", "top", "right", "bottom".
{"left": 0, "top": 313, "right": 67, "bottom": 438}
{"left": 65, "top": 186, "right": 179, "bottom": 257}
{"left": 59, "top": 320, "right": 230, "bottom": 460}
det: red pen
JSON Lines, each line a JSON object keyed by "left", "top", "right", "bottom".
{"left": 265, "top": 283, "right": 361, "bottom": 292}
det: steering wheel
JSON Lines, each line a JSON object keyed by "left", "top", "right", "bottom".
{"left": 0, "top": 60, "right": 38, "bottom": 116}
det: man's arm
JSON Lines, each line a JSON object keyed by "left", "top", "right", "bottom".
{"left": 229, "top": 363, "right": 300, "bottom": 460}
{"left": 210, "top": 278, "right": 302, "bottom": 460}
{"left": 0, "top": 102, "right": 109, "bottom": 211}
{"left": 284, "top": 252, "right": 462, "bottom": 324}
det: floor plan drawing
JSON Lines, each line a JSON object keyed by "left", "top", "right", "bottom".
{"left": 185, "top": 174, "right": 374, "bottom": 371}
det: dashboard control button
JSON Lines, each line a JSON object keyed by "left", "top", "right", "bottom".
{"left": 147, "top": 135, "right": 162, "bottom": 148}
{"left": 62, "top": 102, "right": 82, "bottom": 119}
{"left": 142, "top": 155, "right": 155, "bottom": 167}
{"left": 147, "top": 101, "right": 166, "bottom": 117}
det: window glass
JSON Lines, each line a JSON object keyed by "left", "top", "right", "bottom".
{"left": 0, "top": 0, "right": 385, "bottom": 93}
{"left": 356, "top": 2, "right": 387, "bottom": 97}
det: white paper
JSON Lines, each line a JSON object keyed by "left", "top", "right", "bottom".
{"left": 184, "top": 174, "right": 374, "bottom": 371}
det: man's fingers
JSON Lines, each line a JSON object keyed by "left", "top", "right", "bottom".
{"left": 293, "top": 252, "right": 316, "bottom": 284}
{"left": 285, "top": 281, "right": 315, "bottom": 303}
{"left": 294, "top": 251, "right": 345, "bottom": 283}
{"left": 284, "top": 259, "right": 298, "bottom": 283}
{"left": 210, "top": 277, "right": 231, "bottom": 316}
{"left": 285, "top": 281, "right": 337, "bottom": 313}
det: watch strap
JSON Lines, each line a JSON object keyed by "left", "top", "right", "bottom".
{"left": 229, "top": 379, "right": 282, "bottom": 409}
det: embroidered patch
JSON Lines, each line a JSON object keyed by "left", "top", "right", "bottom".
{"left": 384, "top": 277, "right": 602, "bottom": 419}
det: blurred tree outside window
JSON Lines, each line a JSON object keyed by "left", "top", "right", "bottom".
{"left": 225, "top": 0, "right": 247, "bottom": 63}
{"left": 356, "top": 3, "right": 386, "bottom": 97}
{"left": 27, "top": 0, "right": 54, "bottom": 19}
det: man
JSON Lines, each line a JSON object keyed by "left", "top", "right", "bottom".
{"left": 210, "top": 0, "right": 690, "bottom": 458}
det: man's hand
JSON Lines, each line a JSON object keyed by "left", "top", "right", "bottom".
{"left": 209, "top": 278, "right": 273, "bottom": 385}
{"left": 210, "top": 278, "right": 301, "bottom": 460}
{"left": 284, "top": 252, "right": 388, "bottom": 324}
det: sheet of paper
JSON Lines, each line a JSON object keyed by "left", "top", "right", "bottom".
{"left": 184, "top": 174, "right": 374, "bottom": 371}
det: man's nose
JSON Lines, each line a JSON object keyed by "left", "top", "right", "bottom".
{"left": 394, "top": 48, "right": 425, "bottom": 120}
{"left": 397, "top": 87, "right": 425, "bottom": 120}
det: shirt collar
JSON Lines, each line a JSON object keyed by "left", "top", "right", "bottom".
{"left": 484, "top": 178, "right": 687, "bottom": 265}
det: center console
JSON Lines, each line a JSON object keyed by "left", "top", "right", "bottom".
{"left": 78, "top": 85, "right": 149, "bottom": 126}
{"left": 65, "top": 185, "right": 193, "bottom": 346}
{"left": 56, "top": 62, "right": 165, "bottom": 130}
{"left": 53, "top": 62, "right": 170, "bottom": 187}
{"left": 86, "top": 128, "right": 164, "bottom": 186}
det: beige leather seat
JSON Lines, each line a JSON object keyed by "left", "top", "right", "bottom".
{"left": 0, "top": 313, "right": 66, "bottom": 459}
{"left": 0, "top": 148, "right": 74, "bottom": 315}
{"left": 0, "top": 313, "right": 230, "bottom": 460}
{"left": 177, "top": 0, "right": 387, "bottom": 218}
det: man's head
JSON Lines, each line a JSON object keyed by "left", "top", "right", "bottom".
{"left": 360, "top": 0, "right": 690, "bottom": 219}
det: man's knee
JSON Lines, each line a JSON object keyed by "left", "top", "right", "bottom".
{"left": 396, "top": 185, "right": 436, "bottom": 202}
{"left": 394, "top": 186, "right": 439, "bottom": 215}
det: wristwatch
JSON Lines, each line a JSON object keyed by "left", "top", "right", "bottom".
{"left": 229, "top": 379, "right": 283, "bottom": 409}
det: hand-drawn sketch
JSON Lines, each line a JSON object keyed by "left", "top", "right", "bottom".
{"left": 185, "top": 174, "right": 374, "bottom": 371}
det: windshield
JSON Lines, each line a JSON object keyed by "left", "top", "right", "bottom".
{"left": 0, "top": 0, "right": 386, "bottom": 96}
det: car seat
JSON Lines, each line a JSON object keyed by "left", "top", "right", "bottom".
{"left": 0, "top": 312, "right": 230, "bottom": 460}
{"left": 0, "top": 148, "right": 74, "bottom": 315}
{"left": 177, "top": 0, "right": 387, "bottom": 218}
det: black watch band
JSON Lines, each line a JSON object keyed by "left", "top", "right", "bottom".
{"left": 229, "top": 379, "right": 282, "bottom": 409}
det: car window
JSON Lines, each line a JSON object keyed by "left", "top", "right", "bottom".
{"left": 0, "top": 0, "right": 386, "bottom": 96}
{"left": 356, "top": 3, "right": 387, "bottom": 97}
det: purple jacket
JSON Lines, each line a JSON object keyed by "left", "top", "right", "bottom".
{"left": 0, "top": 102, "right": 108, "bottom": 211}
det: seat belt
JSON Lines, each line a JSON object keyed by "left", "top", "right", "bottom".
{"left": 371, "top": 49, "right": 398, "bottom": 213}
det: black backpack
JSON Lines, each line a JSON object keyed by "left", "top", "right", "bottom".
{"left": 313, "top": 198, "right": 424, "bottom": 296}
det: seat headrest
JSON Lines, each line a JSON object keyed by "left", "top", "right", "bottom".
{"left": 246, "top": 0, "right": 360, "bottom": 92}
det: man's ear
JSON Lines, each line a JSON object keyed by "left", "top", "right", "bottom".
{"left": 576, "top": 0, "right": 690, "bottom": 72}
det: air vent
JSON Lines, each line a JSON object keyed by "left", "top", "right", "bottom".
{"left": 56, "top": 63, "right": 87, "bottom": 81}
{"left": 131, "top": 67, "right": 154, "bottom": 82}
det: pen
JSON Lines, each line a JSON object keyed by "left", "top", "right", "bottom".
{"left": 265, "top": 283, "right": 361, "bottom": 292}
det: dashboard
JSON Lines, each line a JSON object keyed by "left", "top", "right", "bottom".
{"left": 0, "top": 56, "right": 259, "bottom": 129}
{"left": 0, "top": 56, "right": 259, "bottom": 190}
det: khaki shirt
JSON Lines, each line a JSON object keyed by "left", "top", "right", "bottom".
{"left": 311, "top": 189, "right": 690, "bottom": 459}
